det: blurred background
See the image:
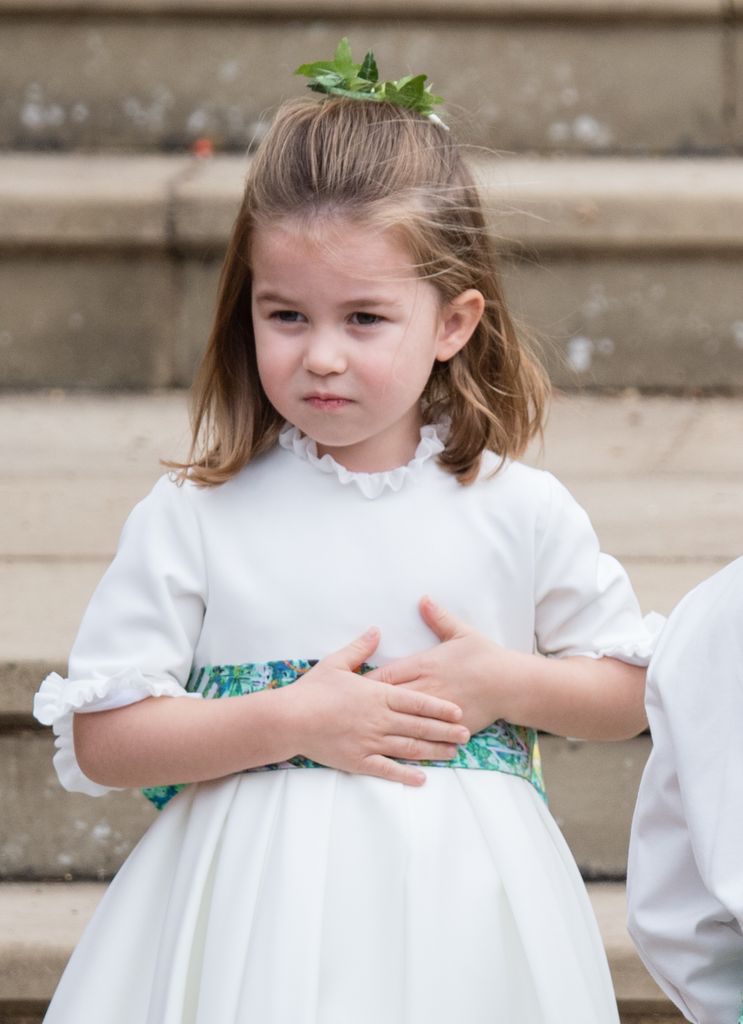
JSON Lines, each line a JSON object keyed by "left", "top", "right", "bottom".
{"left": 1, "top": 2, "right": 742, "bottom": 1021}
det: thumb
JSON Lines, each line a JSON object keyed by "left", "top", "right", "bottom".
{"left": 326, "top": 627, "right": 381, "bottom": 671}
{"left": 419, "top": 596, "right": 469, "bottom": 642}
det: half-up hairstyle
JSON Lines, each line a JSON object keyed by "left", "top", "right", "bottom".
{"left": 174, "top": 96, "right": 548, "bottom": 486}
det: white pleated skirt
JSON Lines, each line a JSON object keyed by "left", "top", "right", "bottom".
{"left": 44, "top": 768, "right": 619, "bottom": 1023}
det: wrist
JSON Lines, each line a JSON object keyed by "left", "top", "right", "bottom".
{"left": 230, "top": 685, "right": 305, "bottom": 767}
{"left": 266, "top": 683, "right": 307, "bottom": 762}
{"left": 497, "top": 649, "right": 544, "bottom": 727}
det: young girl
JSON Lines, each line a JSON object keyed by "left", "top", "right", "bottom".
{"left": 35, "top": 44, "right": 659, "bottom": 1023}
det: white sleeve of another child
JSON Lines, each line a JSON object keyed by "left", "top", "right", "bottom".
{"left": 627, "top": 564, "right": 743, "bottom": 1024}
{"left": 32, "top": 474, "right": 207, "bottom": 797}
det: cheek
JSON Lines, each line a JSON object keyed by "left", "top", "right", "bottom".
{"left": 253, "top": 336, "right": 287, "bottom": 400}
{"left": 365, "top": 355, "right": 433, "bottom": 404}
{"left": 380, "top": 333, "right": 439, "bottom": 389}
{"left": 358, "top": 352, "right": 405, "bottom": 394}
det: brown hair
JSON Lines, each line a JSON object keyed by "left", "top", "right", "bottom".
{"left": 174, "top": 97, "right": 548, "bottom": 486}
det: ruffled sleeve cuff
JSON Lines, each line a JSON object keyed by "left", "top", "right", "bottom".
{"left": 563, "top": 611, "right": 666, "bottom": 667}
{"left": 33, "top": 669, "right": 202, "bottom": 797}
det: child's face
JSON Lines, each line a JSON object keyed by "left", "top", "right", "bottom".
{"left": 251, "top": 217, "right": 467, "bottom": 473}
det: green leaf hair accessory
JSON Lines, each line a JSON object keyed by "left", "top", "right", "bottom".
{"left": 295, "top": 37, "right": 447, "bottom": 128}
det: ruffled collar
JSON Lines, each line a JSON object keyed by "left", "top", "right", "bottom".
{"left": 278, "top": 423, "right": 446, "bottom": 499}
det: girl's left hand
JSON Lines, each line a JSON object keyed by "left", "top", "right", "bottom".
{"left": 366, "top": 597, "right": 530, "bottom": 736}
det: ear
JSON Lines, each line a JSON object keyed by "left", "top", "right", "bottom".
{"left": 434, "top": 289, "right": 485, "bottom": 362}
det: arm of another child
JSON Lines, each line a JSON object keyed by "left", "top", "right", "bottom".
{"left": 627, "top": 561, "right": 743, "bottom": 1024}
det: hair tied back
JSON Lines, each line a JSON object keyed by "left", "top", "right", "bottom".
{"left": 294, "top": 37, "right": 448, "bottom": 128}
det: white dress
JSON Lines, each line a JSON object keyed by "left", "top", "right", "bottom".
{"left": 35, "top": 424, "right": 659, "bottom": 1024}
{"left": 628, "top": 558, "right": 743, "bottom": 1024}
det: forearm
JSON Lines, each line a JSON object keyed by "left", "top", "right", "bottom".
{"left": 507, "top": 654, "right": 647, "bottom": 740}
{"left": 72, "top": 625, "right": 469, "bottom": 792}
{"left": 369, "top": 602, "right": 649, "bottom": 740}
{"left": 73, "top": 689, "right": 300, "bottom": 789}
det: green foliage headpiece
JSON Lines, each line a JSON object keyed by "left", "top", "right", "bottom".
{"left": 294, "top": 38, "right": 447, "bottom": 128}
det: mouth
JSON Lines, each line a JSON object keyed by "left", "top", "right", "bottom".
{"left": 304, "top": 394, "right": 352, "bottom": 411}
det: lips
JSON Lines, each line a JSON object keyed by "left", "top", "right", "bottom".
{"left": 305, "top": 394, "right": 352, "bottom": 410}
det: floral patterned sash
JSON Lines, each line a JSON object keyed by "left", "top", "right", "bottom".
{"left": 142, "top": 661, "right": 546, "bottom": 810}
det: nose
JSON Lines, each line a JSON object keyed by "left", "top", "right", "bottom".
{"left": 302, "top": 331, "right": 347, "bottom": 376}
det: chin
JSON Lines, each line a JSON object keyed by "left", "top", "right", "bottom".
{"left": 293, "top": 420, "right": 363, "bottom": 449}
{"left": 310, "top": 432, "right": 364, "bottom": 452}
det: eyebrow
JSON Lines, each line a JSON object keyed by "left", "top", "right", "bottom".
{"left": 253, "top": 290, "right": 401, "bottom": 309}
{"left": 253, "top": 291, "right": 297, "bottom": 305}
{"left": 340, "top": 297, "right": 402, "bottom": 309}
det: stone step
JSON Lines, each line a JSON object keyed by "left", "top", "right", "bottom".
{"left": 2, "top": 391, "right": 741, "bottom": 878}
{"left": 2, "top": 154, "right": 743, "bottom": 390}
{"left": 0, "top": 880, "right": 685, "bottom": 1023}
{"left": 1, "top": 0, "right": 740, "bottom": 155}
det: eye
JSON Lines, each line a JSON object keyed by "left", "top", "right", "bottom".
{"left": 349, "top": 312, "right": 383, "bottom": 326}
{"left": 271, "top": 310, "right": 306, "bottom": 324}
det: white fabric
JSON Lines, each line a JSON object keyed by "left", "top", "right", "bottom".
{"left": 44, "top": 770, "right": 619, "bottom": 1024}
{"left": 33, "top": 669, "right": 201, "bottom": 797}
{"left": 278, "top": 421, "right": 446, "bottom": 498}
{"left": 34, "top": 469, "right": 208, "bottom": 795}
{"left": 628, "top": 558, "right": 743, "bottom": 1024}
{"left": 35, "top": 427, "right": 658, "bottom": 1022}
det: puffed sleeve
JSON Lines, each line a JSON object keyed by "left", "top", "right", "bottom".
{"left": 627, "top": 561, "right": 743, "bottom": 1024}
{"left": 33, "top": 474, "right": 207, "bottom": 796}
{"left": 534, "top": 473, "right": 661, "bottom": 663}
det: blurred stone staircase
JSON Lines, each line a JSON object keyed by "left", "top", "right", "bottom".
{"left": 1, "top": 0, "right": 742, "bottom": 393}
{"left": 1, "top": 0, "right": 742, "bottom": 1020}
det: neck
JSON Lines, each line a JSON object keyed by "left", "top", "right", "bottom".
{"left": 315, "top": 415, "right": 424, "bottom": 474}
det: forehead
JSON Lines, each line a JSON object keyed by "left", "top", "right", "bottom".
{"left": 250, "top": 216, "right": 419, "bottom": 285}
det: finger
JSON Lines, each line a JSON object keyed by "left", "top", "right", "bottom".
{"left": 390, "top": 712, "right": 469, "bottom": 746}
{"left": 382, "top": 736, "right": 461, "bottom": 762}
{"left": 360, "top": 754, "right": 427, "bottom": 787}
{"left": 387, "top": 685, "right": 464, "bottom": 723}
{"left": 419, "top": 595, "right": 470, "bottom": 643}
{"left": 366, "top": 657, "right": 421, "bottom": 686}
{"left": 323, "top": 627, "right": 381, "bottom": 671}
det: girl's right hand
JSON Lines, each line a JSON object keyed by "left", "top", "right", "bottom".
{"left": 287, "top": 628, "right": 469, "bottom": 786}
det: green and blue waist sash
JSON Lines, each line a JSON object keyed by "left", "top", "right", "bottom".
{"left": 142, "top": 660, "right": 546, "bottom": 810}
